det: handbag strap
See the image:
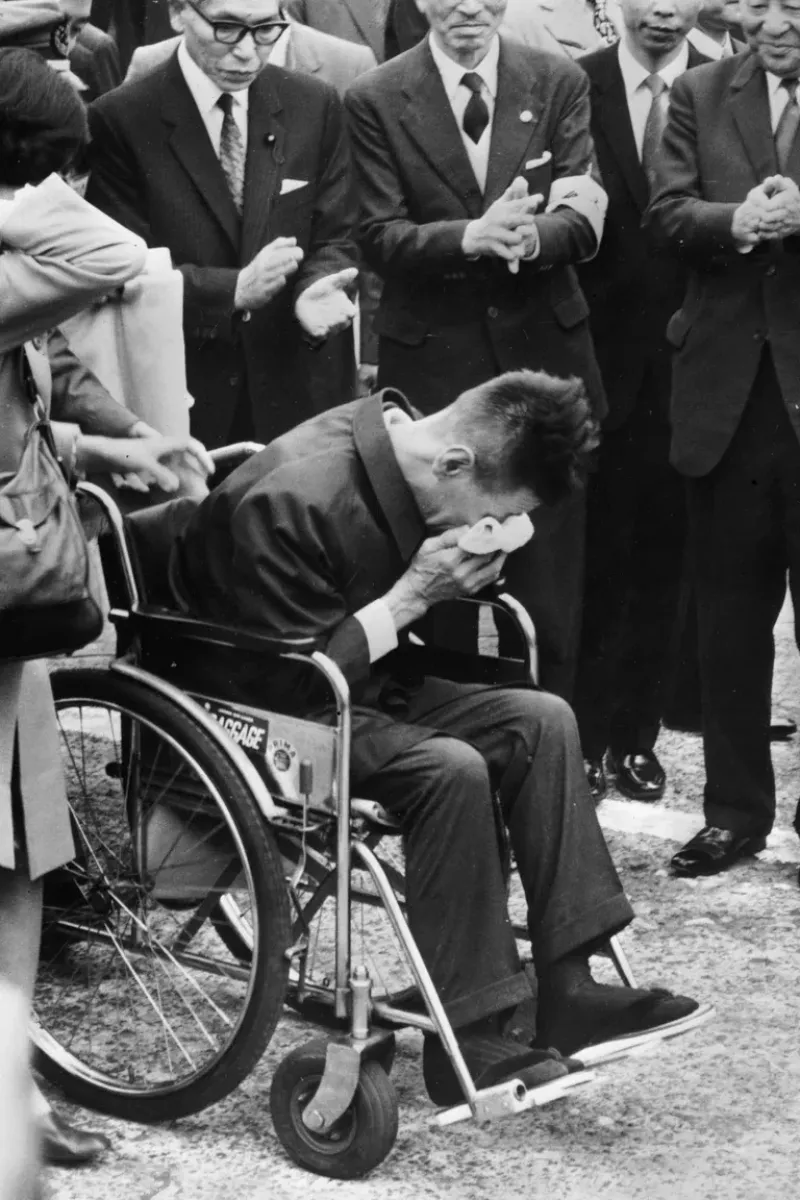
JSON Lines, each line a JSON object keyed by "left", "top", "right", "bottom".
{"left": 20, "top": 342, "right": 64, "bottom": 467}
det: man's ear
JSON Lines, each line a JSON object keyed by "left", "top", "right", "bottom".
{"left": 431, "top": 445, "right": 476, "bottom": 479}
{"left": 168, "top": 0, "right": 187, "bottom": 34}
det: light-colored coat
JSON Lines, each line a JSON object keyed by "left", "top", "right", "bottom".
{"left": 0, "top": 175, "right": 146, "bottom": 877}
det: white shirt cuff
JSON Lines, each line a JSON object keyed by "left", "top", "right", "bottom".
{"left": 354, "top": 599, "right": 399, "bottom": 663}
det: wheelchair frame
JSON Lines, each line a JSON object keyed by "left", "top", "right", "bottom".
{"left": 38, "top": 469, "right": 706, "bottom": 1177}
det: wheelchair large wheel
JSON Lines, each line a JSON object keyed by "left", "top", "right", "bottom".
{"left": 270, "top": 1038, "right": 398, "bottom": 1179}
{"left": 34, "top": 668, "right": 291, "bottom": 1122}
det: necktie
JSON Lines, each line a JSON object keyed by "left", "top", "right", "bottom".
{"left": 775, "top": 78, "right": 800, "bottom": 173}
{"left": 640, "top": 74, "right": 668, "bottom": 186}
{"left": 218, "top": 92, "right": 245, "bottom": 214}
{"left": 461, "top": 72, "right": 490, "bottom": 144}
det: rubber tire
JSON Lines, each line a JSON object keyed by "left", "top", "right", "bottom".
{"left": 270, "top": 1039, "right": 399, "bottom": 1179}
{"left": 37, "top": 667, "right": 291, "bottom": 1123}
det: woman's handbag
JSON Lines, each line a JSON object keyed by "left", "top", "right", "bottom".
{"left": 0, "top": 406, "right": 104, "bottom": 662}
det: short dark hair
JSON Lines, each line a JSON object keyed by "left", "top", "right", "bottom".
{"left": 452, "top": 369, "right": 599, "bottom": 506}
{"left": 0, "top": 48, "right": 88, "bottom": 186}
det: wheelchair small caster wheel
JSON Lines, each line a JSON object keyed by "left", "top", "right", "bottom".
{"left": 270, "top": 1038, "right": 398, "bottom": 1179}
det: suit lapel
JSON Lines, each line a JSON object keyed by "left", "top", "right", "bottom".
{"left": 590, "top": 48, "right": 649, "bottom": 212}
{"left": 161, "top": 56, "right": 240, "bottom": 254}
{"left": 284, "top": 26, "right": 321, "bottom": 77}
{"left": 730, "top": 51, "right": 777, "bottom": 180}
{"left": 342, "top": 0, "right": 381, "bottom": 60}
{"left": 399, "top": 43, "right": 485, "bottom": 217}
{"left": 241, "top": 68, "right": 286, "bottom": 265}
{"left": 483, "top": 40, "right": 548, "bottom": 208}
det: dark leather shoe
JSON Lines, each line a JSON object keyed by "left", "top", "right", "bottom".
{"left": 606, "top": 748, "right": 666, "bottom": 801}
{"left": 584, "top": 758, "right": 607, "bottom": 803}
{"left": 671, "top": 825, "right": 767, "bottom": 878}
{"left": 40, "top": 1108, "right": 111, "bottom": 1166}
{"left": 422, "top": 1032, "right": 568, "bottom": 1107}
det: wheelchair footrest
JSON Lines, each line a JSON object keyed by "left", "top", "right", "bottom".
{"left": 434, "top": 1069, "right": 596, "bottom": 1128}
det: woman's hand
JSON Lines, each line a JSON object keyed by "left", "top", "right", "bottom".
{"left": 78, "top": 432, "right": 215, "bottom": 494}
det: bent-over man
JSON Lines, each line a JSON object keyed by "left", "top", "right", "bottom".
{"left": 172, "top": 369, "right": 702, "bottom": 1104}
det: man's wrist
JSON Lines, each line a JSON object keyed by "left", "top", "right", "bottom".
{"left": 461, "top": 220, "right": 482, "bottom": 258}
{"left": 384, "top": 578, "right": 429, "bottom": 632}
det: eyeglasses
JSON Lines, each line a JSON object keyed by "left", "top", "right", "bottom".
{"left": 183, "top": 0, "right": 289, "bottom": 46}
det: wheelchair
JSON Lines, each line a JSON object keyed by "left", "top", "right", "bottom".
{"left": 33, "top": 448, "right": 710, "bottom": 1179}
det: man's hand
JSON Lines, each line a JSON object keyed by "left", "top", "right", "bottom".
{"left": 294, "top": 268, "right": 359, "bottom": 340}
{"left": 357, "top": 363, "right": 379, "bottom": 397}
{"left": 79, "top": 433, "right": 215, "bottom": 494}
{"left": 234, "top": 237, "right": 304, "bottom": 311}
{"left": 760, "top": 174, "right": 800, "bottom": 238}
{"left": 383, "top": 527, "right": 507, "bottom": 630}
{"left": 732, "top": 177, "right": 800, "bottom": 247}
{"left": 462, "top": 177, "right": 541, "bottom": 262}
{"left": 732, "top": 184, "right": 772, "bottom": 247}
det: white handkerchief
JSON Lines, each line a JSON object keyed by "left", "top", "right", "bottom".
{"left": 525, "top": 151, "right": 552, "bottom": 170}
{"left": 458, "top": 514, "right": 534, "bottom": 556}
{"left": 280, "top": 178, "right": 308, "bottom": 195}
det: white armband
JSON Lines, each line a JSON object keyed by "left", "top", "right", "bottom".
{"left": 546, "top": 174, "right": 608, "bottom": 245}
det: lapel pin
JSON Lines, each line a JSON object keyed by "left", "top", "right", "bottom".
{"left": 520, "top": 110, "right": 533, "bottom": 123}
{"left": 267, "top": 133, "right": 275, "bottom": 143}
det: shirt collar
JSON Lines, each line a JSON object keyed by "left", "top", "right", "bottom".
{"left": 766, "top": 70, "right": 794, "bottom": 99}
{"left": 687, "top": 26, "right": 732, "bottom": 60}
{"left": 177, "top": 38, "right": 250, "bottom": 118}
{"left": 428, "top": 31, "right": 500, "bottom": 104}
{"left": 617, "top": 36, "right": 689, "bottom": 97}
{"left": 352, "top": 392, "right": 426, "bottom": 564}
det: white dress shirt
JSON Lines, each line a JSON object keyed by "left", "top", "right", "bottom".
{"left": 766, "top": 70, "right": 795, "bottom": 133}
{"left": 428, "top": 32, "right": 500, "bottom": 192}
{"left": 687, "top": 27, "right": 735, "bottom": 60}
{"left": 617, "top": 38, "right": 690, "bottom": 160}
{"left": 177, "top": 39, "right": 250, "bottom": 157}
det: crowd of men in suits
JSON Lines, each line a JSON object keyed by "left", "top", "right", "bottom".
{"left": 3, "top": 0, "right": 800, "bottom": 888}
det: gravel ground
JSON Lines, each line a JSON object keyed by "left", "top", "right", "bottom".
{"left": 43, "top": 601, "right": 800, "bottom": 1200}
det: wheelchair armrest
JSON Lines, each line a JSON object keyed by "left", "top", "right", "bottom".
{"left": 209, "top": 442, "right": 266, "bottom": 487}
{"left": 112, "top": 605, "right": 320, "bottom": 658}
{"left": 392, "top": 644, "right": 532, "bottom": 687}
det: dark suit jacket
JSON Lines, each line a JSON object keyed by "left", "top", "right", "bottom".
{"left": 87, "top": 54, "right": 357, "bottom": 450}
{"left": 173, "top": 392, "right": 444, "bottom": 779}
{"left": 286, "top": 0, "right": 390, "bottom": 62}
{"left": 384, "top": 0, "right": 428, "bottom": 59}
{"left": 345, "top": 36, "right": 605, "bottom": 416}
{"left": 70, "top": 23, "right": 122, "bottom": 102}
{"left": 643, "top": 51, "right": 800, "bottom": 477}
{"left": 578, "top": 42, "right": 709, "bottom": 430}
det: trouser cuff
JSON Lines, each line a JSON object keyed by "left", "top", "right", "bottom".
{"left": 531, "top": 893, "right": 634, "bottom": 968}
{"left": 443, "top": 970, "right": 533, "bottom": 1030}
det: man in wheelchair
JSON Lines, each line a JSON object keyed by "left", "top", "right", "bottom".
{"left": 170, "top": 368, "right": 701, "bottom": 1106}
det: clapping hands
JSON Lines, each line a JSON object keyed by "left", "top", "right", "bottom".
{"left": 732, "top": 175, "right": 800, "bottom": 246}
{"left": 461, "top": 177, "right": 544, "bottom": 271}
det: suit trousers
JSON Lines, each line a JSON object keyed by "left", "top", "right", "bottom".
{"left": 688, "top": 349, "right": 800, "bottom": 836}
{"left": 573, "top": 367, "right": 687, "bottom": 759}
{"left": 355, "top": 677, "right": 633, "bottom": 1028}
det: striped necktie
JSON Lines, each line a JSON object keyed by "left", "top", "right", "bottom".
{"left": 775, "top": 78, "right": 800, "bottom": 173}
{"left": 641, "top": 74, "right": 668, "bottom": 186}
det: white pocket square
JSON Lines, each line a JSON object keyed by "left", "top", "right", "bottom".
{"left": 280, "top": 178, "right": 309, "bottom": 195}
{"left": 525, "top": 151, "right": 552, "bottom": 170}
